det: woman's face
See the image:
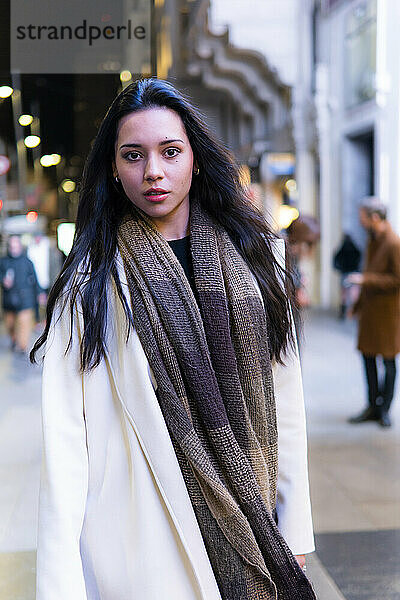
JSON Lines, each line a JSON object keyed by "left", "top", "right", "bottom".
{"left": 113, "top": 107, "right": 194, "bottom": 237}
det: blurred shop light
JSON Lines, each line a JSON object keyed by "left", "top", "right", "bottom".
{"left": 157, "top": 16, "right": 172, "bottom": 79}
{"left": 24, "top": 135, "right": 41, "bottom": 148}
{"left": 0, "top": 199, "right": 3, "bottom": 211}
{"left": 61, "top": 179, "right": 76, "bottom": 193}
{"left": 285, "top": 179, "right": 297, "bottom": 193}
{"left": 40, "top": 155, "right": 55, "bottom": 167}
{"left": 26, "top": 211, "right": 38, "bottom": 223}
{"left": 19, "top": 114, "right": 33, "bottom": 126}
{"left": 239, "top": 165, "right": 251, "bottom": 187}
{"left": 265, "top": 153, "right": 295, "bottom": 177}
{"left": 40, "top": 153, "right": 61, "bottom": 167}
{"left": 277, "top": 205, "right": 299, "bottom": 230}
{"left": 57, "top": 222, "right": 75, "bottom": 255}
{"left": 4, "top": 214, "right": 46, "bottom": 234}
{"left": 120, "top": 70, "right": 132, "bottom": 82}
{"left": 0, "top": 85, "right": 13, "bottom": 98}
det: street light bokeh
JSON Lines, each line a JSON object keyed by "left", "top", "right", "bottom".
{"left": 40, "top": 153, "right": 61, "bottom": 167}
{"left": 18, "top": 114, "right": 34, "bottom": 126}
{"left": 285, "top": 179, "right": 297, "bottom": 193}
{"left": 24, "top": 135, "right": 41, "bottom": 148}
{"left": 26, "top": 210, "right": 38, "bottom": 223}
{"left": 120, "top": 70, "right": 132, "bottom": 82}
{"left": 0, "top": 86, "right": 13, "bottom": 98}
{"left": 277, "top": 205, "right": 299, "bottom": 230}
{"left": 61, "top": 179, "right": 76, "bottom": 193}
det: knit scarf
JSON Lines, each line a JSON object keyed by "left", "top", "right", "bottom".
{"left": 117, "top": 200, "right": 316, "bottom": 600}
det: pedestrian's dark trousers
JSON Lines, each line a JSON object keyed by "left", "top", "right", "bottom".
{"left": 363, "top": 354, "right": 397, "bottom": 414}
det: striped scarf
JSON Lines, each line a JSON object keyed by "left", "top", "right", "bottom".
{"left": 117, "top": 200, "right": 316, "bottom": 599}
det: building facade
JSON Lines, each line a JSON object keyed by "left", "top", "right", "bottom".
{"left": 151, "top": 0, "right": 295, "bottom": 215}
{"left": 315, "top": 0, "right": 400, "bottom": 306}
{"left": 195, "top": 0, "right": 400, "bottom": 308}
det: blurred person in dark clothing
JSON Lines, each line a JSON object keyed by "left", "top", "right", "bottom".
{"left": 333, "top": 234, "right": 361, "bottom": 319}
{"left": 347, "top": 197, "right": 400, "bottom": 428}
{"left": 0, "top": 235, "right": 45, "bottom": 354}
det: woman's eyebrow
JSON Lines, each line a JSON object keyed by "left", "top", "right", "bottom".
{"left": 119, "top": 138, "right": 184, "bottom": 150}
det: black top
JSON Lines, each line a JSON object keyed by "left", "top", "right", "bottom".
{"left": 333, "top": 235, "right": 361, "bottom": 274}
{"left": 167, "top": 235, "right": 196, "bottom": 294}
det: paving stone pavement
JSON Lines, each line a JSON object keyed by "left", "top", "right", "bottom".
{"left": 302, "top": 310, "right": 400, "bottom": 600}
{"left": 0, "top": 311, "right": 399, "bottom": 599}
{"left": 0, "top": 331, "right": 41, "bottom": 600}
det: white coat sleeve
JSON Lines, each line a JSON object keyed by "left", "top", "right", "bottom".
{"left": 268, "top": 237, "right": 315, "bottom": 555}
{"left": 273, "top": 338, "right": 315, "bottom": 555}
{"left": 36, "top": 300, "right": 89, "bottom": 600}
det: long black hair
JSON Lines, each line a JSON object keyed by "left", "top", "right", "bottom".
{"left": 31, "top": 77, "right": 296, "bottom": 371}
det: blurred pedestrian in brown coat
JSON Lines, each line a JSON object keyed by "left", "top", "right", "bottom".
{"left": 347, "top": 197, "right": 400, "bottom": 427}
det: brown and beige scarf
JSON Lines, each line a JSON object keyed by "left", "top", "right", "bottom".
{"left": 117, "top": 199, "right": 316, "bottom": 600}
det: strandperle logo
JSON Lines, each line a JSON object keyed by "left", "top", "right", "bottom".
{"left": 15, "top": 19, "right": 146, "bottom": 47}
{"left": 11, "top": 0, "right": 151, "bottom": 74}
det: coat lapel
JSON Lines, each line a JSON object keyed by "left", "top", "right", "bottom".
{"left": 101, "top": 252, "right": 222, "bottom": 600}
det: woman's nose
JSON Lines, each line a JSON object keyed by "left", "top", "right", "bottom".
{"left": 144, "top": 154, "right": 164, "bottom": 181}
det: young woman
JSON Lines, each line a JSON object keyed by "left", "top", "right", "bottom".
{"left": 32, "top": 78, "right": 316, "bottom": 600}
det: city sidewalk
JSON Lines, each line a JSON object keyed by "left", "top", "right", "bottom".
{"left": 0, "top": 312, "right": 399, "bottom": 599}
{"left": 0, "top": 333, "right": 41, "bottom": 600}
{"left": 303, "top": 310, "right": 400, "bottom": 600}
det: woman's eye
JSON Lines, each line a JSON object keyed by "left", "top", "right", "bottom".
{"left": 124, "top": 151, "right": 141, "bottom": 161}
{"left": 164, "top": 148, "right": 180, "bottom": 158}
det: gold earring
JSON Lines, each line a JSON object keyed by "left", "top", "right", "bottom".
{"left": 115, "top": 175, "right": 120, "bottom": 183}
{"left": 193, "top": 165, "right": 200, "bottom": 176}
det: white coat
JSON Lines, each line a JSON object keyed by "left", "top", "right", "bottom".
{"left": 36, "top": 242, "right": 315, "bottom": 600}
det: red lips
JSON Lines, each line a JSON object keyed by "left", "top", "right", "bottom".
{"left": 144, "top": 187, "right": 169, "bottom": 195}
{"left": 143, "top": 187, "right": 170, "bottom": 202}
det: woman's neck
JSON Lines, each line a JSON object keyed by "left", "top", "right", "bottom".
{"left": 151, "top": 198, "right": 190, "bottom": 241}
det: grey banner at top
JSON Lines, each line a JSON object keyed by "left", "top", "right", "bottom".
{"left": 11, "top": 0, "right": 151, "bottom": 74}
